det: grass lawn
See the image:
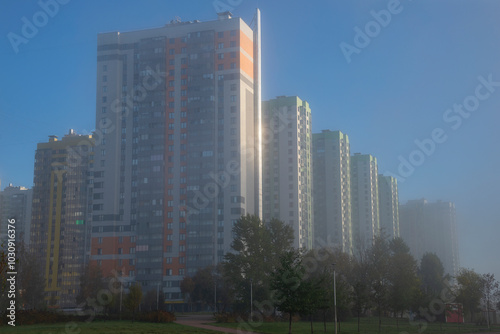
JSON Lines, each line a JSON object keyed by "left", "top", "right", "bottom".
{"left": 0, "top": 320, "right": 224, "bottom": 334}
{"left": 214, "top": 316, "right": 500, "bottom": 334}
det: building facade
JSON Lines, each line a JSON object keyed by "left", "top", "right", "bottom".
{"left": 312, "top": 130, "right": 352, "bottom": 253}
{"left": 378, "top": 174, "right": 400, "bottom": 239}
{"left": 399, "top": 199, "right": 459, "bottom": 277}
{"left": 30, "top": 130, "right": 94, "bottom": 307}
{"left": 351, "top": 153, "right": 380, "bottom": 252}
{"left": 0, "top": 184, "right": 32, "bottom": 247}
{"left": 91, "top": 11, "right": 262, "bottom": 306}
{"left": 262, "top": 96, "right": 313, "bottom": 250}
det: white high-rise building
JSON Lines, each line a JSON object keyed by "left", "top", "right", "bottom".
{"left": 351, "top": 153, "right": 380, "bottom": 252}
{"left": 312, "top": 130, "right": 352, "bottom": 254}
{"left": 378, "top": 174, "right": 400, "bottom": 239}
{"left": 262, "top": 96, "right": 313, "bottom": 250}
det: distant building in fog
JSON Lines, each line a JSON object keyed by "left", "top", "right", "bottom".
{"left": 0, "top": 183, "right": 32, "bottom": 247}
{"left": 351, "top": 153, "right": 380, "bottom": 252}
{"left": 262, "top": 96, "right": 313, "bottom": 250}
{"left": 30, "top": 130, "right": 94, "bottom": 308}
{"left": 399, "top": 199, "right": 459, "bottom": 277}
{"left": 378, "top": 175, "right": 399, "bottom": 239}
{"left": 312, "top": 130, "right": 352, "bottom": 254}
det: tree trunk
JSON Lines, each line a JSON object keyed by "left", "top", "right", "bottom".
{"left": 357, "top": 309, "right": 361, "bottom": 332}
{"left": 323, "top": 310, "right": 326, "bottom": 333}
{"left": 378, "top": 303, "right": 382, "bottom": 333}
{"left": 310, "top": 314, "right": 313, "bottom": 333}
{"left": 289, "top": 312, "right": 293, "bottom": 334}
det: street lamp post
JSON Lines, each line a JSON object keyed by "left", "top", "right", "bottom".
{"left": 119, "top": 282, "right": 123, "bottom": 320}
{"left": 250, "top": 278, "right": 253, "bottom": 320}
{"left": 157, "top": 282, "right": 160, "bottom": 311}
{"left": 332, "top": 264, "right": 337, "bottom": 334}
{"left": 213, "top": 269, "right": 217, "bottom": 313}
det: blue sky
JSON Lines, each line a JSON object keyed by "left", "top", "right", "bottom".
{"left": 1, "top": 0, "right": 499, "bottom": 278}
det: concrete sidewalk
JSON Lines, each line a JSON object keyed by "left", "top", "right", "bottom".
{"left": 175, "top": 314, "right": 262, "bottom": 334}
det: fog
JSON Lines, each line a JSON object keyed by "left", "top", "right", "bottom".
{"left": 0, "top": 0, "right": 499, "bottom": 327}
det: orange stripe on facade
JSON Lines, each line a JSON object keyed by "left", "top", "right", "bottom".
{"left": 239, "top": 30, "right": 254, "bottom": 59}
{"left": 240, "top": 52, "right": 254, "bottom": 79}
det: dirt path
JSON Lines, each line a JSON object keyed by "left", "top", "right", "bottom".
{"left": 175, "top": 314, "right": 262, "bottom": 334}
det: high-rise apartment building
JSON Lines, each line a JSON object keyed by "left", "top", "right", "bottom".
{"left": 91, "top": 11, "right": 262, "bottom": 306}
{"left": 399, "top": 199, "right": 459, "bottom": 277}
{"left": 30, "top": 130, "right": 94, "bottom": 307}
{"left": 312, "top": 130, "right": 352, "bottom": 253}
{"left": 378, "top": 174, "right": 399, "bottom": 239}
{"left": 262, "top": 96, "right": 313, "bottom": 250}
{"left": 0, "top": 184, "right": 32, "bottom": 247}
{"left": 351, "top": 153, "right": 380, "bottom": 252}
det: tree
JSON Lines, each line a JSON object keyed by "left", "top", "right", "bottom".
{"left": 18, "top": 242, "right": 45, "bottom": 309}
{"left": 419, "top": 253, "right": 446, "bottom": 297}
{"left": 191, "top": 266, "right": 216, "bottom": 310}
{"left": 180, "top": 276, "right": 195, "bottom": 311}
{"left": 271, "top": 250, "right": 307, "bottom": 334}
{"left": 303, "top": 247, "right": 354, "bottom": 323}
{"left": 0, "top": 243, "right": 7, "bottom": 293}
{"left": 124, "top": 282, "right": 142, "bottom": 322}
{"left": 143, "top": 287, "right": 165, "bottom": 311}
{"left": 300, "top": 274, "right": 325, "bottom": 334}
{"left": 455, "top": 268, "right": 484, "bottom": 322}
{"left": 350, "top": 253, "right": 371, "bottom": 332}
{"left": 482, "top": 273, "right": 499, "bottom": 328}
{"left": 224, "top": 214, "right": 294, "bottom": 313}
{"left": 367, "top": 235, "right": 390, "bottom": 333}
{"left": 387, "top": 238, "right": 420, "bottom": 329}
{"left": 77, "top": 263, "right": 106, "bottom": 306}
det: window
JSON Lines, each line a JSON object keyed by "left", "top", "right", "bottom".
{"left": 231, "top": 52, "right": 236, "bottom": 58}
{"left": 230, "top": 41, "right": 236, "bottom": 47}
{"left": 218, "top": 31, "right": 224, "bottom": 38}
{"left": 169, "top": 48, "right": 175, "bottom": 55}
{"left": 102, "top": 75, "right": 107, "bottom": 82}
{"left": 103, "top": 65, "right": 107, "bottom": 71}
{"left": 97, "top": 248, "right": 102, "bottom": 255}
{"left": 101, "top": 107, "right": 107, "bottom": 113}
{"left": 230, "top": 62, "right": 236, "bottom": 69}
{"left": 169, "top": 38, "right": 175, "bottom": 44}
{"left": 230, "top": 30, "right": 236, "bottom": 36}
{"left": 218, "top": 64, "right": 224, "bottom": 70}
{"left": 218, "top": 53, "right": 224, "bottom": 59}
{"left": 218, "top": 42, "right": 224, "bottom": 49}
